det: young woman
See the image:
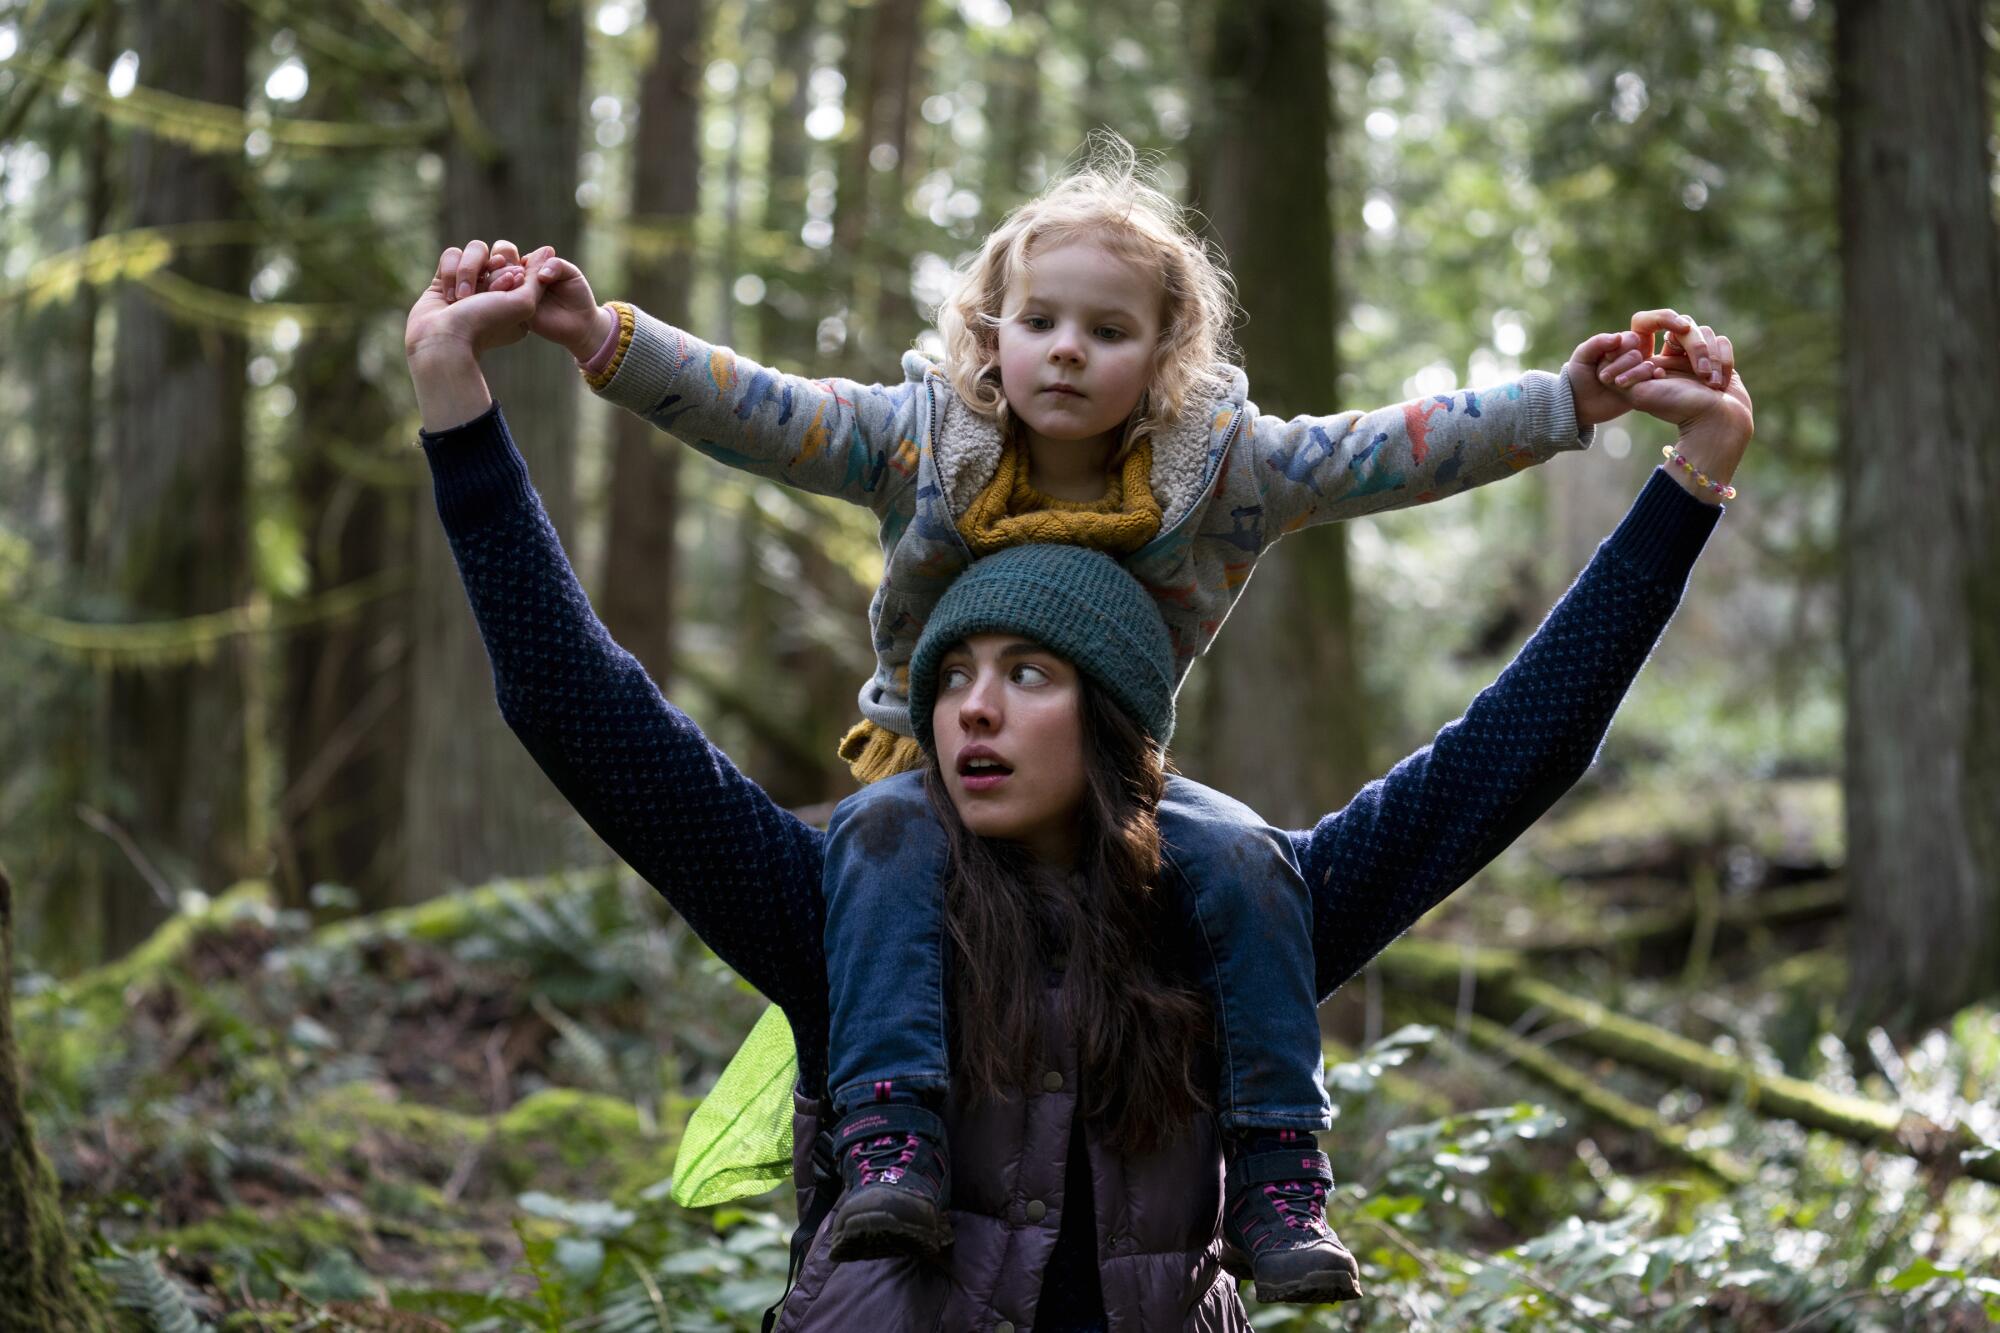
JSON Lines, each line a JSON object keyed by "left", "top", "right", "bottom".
{"left": 403, "top": 256, "right": 1750, "bottom": 1329}
{"left": 442, "top": 138, "right": 1716, "bottom": 1296}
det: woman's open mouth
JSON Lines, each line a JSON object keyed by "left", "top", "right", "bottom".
{"left": 956, "top": 749, "right": 1015, "bottom": 791}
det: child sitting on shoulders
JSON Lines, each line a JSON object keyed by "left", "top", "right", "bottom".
{"left": 447, "top": 134, "right": 1703, "bottom": 1303}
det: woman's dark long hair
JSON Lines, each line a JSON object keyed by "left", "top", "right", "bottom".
{"left": 922, "top": 679, "right": 1211, "bottom": 1153}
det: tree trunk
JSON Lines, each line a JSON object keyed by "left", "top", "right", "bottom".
{"left": 282, "top": 324, "right": 410, "bottom": 911}
{"left": 981, "top": 0, "right": 1044, "bottom": 226}
{"left": 599, "top": 0, "right": 700, "bottom": 685}
{"left": 103, "top": 0, "right": 250, "bottom": 949}
{"left": 35, "top": 2, "right": 122, "bottom": 971}
{"left": 0, "top": 868, "right": 110, "bottom": 1331}
{"left": 1836, "top": 0, "right": 2000, "bottom": 1032}
{"left": 1192, "top": 0, "right": 1370, "bottom": 826}
{"left": 276, "top": 51, "right": 417, "bottom": 913}
{"left": 64, "top": 4, "right": 116, "bottom": 576}
{"left": 868, "top": 0, "right": 923, "bottom": 357}
{"left": 830, "top": 0, "right": 922, "bottom": 373}
{"left": 756, "top": 0, "right": 820, "bottom": 367}
{"left": 403, "top": 0, "right": 587, "bottom": 898}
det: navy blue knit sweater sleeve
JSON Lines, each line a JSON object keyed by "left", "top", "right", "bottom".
{"left": 418, "top": 403, "right": 832, "bottom": 1067}
{"left": 1294, "top": 468, "right": 1719, "bottom": 1000}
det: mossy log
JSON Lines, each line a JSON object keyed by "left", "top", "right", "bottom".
{"left": 1378, "top": 937, "right": 2000, "bottom": 1186}
{"left": 1400, "top": 996, "right": 1753, "bottom": 1187}
{"left": 16, "top": 879, "right": 277, "bottom": 1030}
{"left": 313, "top": 865, "right": 624, "bottom": 952}
{"left": 1526, "top": 879, "right": 1846, "bottom": 956}
{"left": 0, "top": 866, "right": 109, "bottom": 1333}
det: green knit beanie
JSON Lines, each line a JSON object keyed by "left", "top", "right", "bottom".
{"left": 908, "top": 544, "right": 1176, "bottom": 754}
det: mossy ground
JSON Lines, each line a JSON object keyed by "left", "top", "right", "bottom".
{"left": 20, "top": 872, "right": 767, "bottom": 1321}
{"left": 18, "top": 800, "right": 1996, "bottom": 1331}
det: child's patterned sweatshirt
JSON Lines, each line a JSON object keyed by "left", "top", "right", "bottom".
{"left": 582, "top": 303, "right": 1595, "bottom": 761}
{"left": 420, "top": 401, "right": 1715, "bottom": 1096}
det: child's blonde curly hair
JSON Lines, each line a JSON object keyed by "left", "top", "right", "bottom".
{"left": 936, "top": 133, "right": 1239, "bottom": 451}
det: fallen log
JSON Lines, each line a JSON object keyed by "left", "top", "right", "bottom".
{"left": 1377, "top": 938, "right": 1999, "bottom": 1186}
{"left": 1524, "top": 879, "right": 1845, "bottom": 957}
{"left": 1400, "top": 996, "right": 1753, "bottom": 1187}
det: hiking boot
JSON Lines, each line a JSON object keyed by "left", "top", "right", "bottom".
{"left": 1219, "top": 1147, "right": 1362, "bottom": 1303}
{"left": 825, "top": 1103, "right": 954, "bottom": 1262}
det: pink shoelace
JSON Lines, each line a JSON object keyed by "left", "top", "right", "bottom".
{"left": 849, "top": 1133, "right": 919, "bottom": 1187}
{"left": 1262, "top": 1179, "right": 1329, "bottom": 1232}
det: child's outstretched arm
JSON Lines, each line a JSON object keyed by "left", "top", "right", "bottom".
{"left": 448, "top": 237, "right": 925, "bottom": 517}
{"left": 1245, "top": 311, "right": 1713, "bottom": 539}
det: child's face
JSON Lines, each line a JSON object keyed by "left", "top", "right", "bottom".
{"left": 995, "top": 239, "right": 1163, "bottom": 458}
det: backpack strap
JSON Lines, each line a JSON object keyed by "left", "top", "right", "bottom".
{"left": 762, "top": 1110, "right": 841, "bottom": 1333}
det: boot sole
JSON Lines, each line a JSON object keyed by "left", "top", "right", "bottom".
{"left": 1223, "top": 1243, "right": 1364, "bottom": 1303}
{"left": 827, "top": 1206, "right": 954, "bottom": 1262}
{"left": 1252, "top": 1271, "right": 1364, "bottom": 1304}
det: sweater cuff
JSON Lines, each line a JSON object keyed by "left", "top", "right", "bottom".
{"left": 591, "top": 304, "right": 701, "bottom": 413}
{"left": 1517, "top": 368, "right": 1596, "bottom": 454}
{"left": 579, "top": 302, "right": 624, "bottom": 374}
{"left": 581, "top": 301, "right": 638, "bottom": 390}
{"left": 418, "top": 400, "right": 534, "bottom": 531}
{"left": 1603, "top": 467, "right": 1722, "bottom": 587}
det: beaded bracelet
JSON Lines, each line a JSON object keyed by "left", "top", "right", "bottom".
{"left": 1661, "top": 444, "right": 1737, "bottom": 501}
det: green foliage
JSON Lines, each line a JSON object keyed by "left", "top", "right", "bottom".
{"left": 93, "top": 1248, "right": 214, "bottom": 1333}
{"left": 9, "top": 868, "right": 1994, "bottom": 1331}
{"left": 3, "top": 0, "right": 1987, "bottom": 1327}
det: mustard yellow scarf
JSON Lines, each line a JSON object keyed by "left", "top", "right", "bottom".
{"left": 840, "top": 438, "right": 1162, "bottom": 783}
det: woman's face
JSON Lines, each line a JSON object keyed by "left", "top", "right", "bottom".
{"left": 931, "top": 632, "right": 1089, "bottom": 866}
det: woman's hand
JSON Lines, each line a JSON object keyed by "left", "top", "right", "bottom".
{"left": 404, "top": 245, "right": 543, "bottom": 431}
{"left": 405, "top": 242, "right": 545, "bottom": 363}
{"left": 1622, "top": 310, "right": 1754, "bottom": 503}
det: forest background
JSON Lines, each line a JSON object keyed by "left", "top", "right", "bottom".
{"left": 1, "top": 0, "right": 1997, "bottom": 1328}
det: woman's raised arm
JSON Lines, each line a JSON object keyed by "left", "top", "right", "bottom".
{"left": 1293, "top": 469, "right": 1718, "bottom": 997}
{"left": 1296, "top": 322, "right": 1750, "bottom": 998}
{"left": 405, "top": 263, "right": 830, "bottom": 1052}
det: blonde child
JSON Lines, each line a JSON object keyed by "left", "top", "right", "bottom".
{"left": 446, "top": 138, "right": 1705, "bottom": 1302}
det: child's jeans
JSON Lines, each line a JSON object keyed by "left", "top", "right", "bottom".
{"left": 822, "top": 770, "right": 1331, "bottom": 1131}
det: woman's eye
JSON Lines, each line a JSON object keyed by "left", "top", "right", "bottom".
{"left": 1011, "top": 663, "right": 1049, "bottom": 686}
{"left": 940, "top": 666, "right": 970, "bottom": 690}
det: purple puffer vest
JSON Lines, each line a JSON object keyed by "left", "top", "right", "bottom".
{"left": 771, "top": 994, "right": 1251, "bottom": 1332}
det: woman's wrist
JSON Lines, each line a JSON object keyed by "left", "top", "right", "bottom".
{"left": 408, "top": 339, "right": 493, "bottom": 433}
{"left": 1662, "top": 421, "right": 1747, "bottom": 505}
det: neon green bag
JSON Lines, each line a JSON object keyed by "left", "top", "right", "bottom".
{"left": 669, "top": 1002, "right": 799, "bottom": 1206}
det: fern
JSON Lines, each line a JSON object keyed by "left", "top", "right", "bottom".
{"left": 93, "top": 1249, "right": 213, "bottom": 1333}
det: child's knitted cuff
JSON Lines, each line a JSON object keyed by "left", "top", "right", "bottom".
{"left": 586, "top": 303, "right": 701, "bottom": 414}
{"left": 1602, "top": 467, "right": 1722, "bottom": 590}
{"left": 1517, "top": 368, "right": 1596, "bottom": 453}
{"left": 418, "top": 401, "right": 534, "bottom": 531}
{"left": 580, "top": 301, "right": 637, "bottom": 390}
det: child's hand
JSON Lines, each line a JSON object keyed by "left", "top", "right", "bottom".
{"left": 1565, "top": 308, "right": 1733, "bottom": 429}
{"left": 1565, "top": 328, "right": 1657, "bottom": 429}
{"left": 443, "top": 238, "right": 615, "bottom": 361}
